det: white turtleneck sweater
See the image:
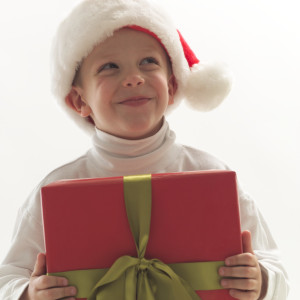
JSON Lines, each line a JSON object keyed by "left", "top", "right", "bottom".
{"left": 0, "top": 121, "right": 289, "bottom": 299}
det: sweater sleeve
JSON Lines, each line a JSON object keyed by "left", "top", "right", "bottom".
{"left": 0, "top": 190, "right": 45, "bottom": 300}
{"left": 0, "top": 156, "right": 91, "bottom": 299}
{"left": 238, "top": 186, "right": 289, "bottom": 300}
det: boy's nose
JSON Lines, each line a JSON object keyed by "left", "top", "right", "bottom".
{"left": 122, "top": 74, "right": 145, "bottom": 87}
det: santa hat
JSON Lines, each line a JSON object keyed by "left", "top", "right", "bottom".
{"left": 51, "top": 0, "right": 233, "bottom": 135}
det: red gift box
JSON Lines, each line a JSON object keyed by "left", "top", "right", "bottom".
{"left": 41, "top": 170, "right": 242, "bottom": 299}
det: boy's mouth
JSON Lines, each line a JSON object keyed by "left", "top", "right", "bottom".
{"left": 119, "top": 96, "right": 151, "bottom": 106}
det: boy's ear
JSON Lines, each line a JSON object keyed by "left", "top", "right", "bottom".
{"left": 167, "top": 75, "right": 178, "bottom": 105}
{"left": 65, "top": 86, "right": 92, "bottom": 117}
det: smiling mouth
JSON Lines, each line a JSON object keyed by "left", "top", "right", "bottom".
{"left": 119, "top": 97, "right": 151, "bottom": 106}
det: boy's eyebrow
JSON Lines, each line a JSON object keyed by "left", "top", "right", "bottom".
{"left": 90, "top": 52, "right": 117, "bottom": 62}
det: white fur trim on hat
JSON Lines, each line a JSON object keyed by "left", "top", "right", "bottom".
{"left": 51, "top": 0, "right": 233, "bottom": 135}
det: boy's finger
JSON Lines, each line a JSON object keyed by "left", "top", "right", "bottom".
{"left": 221, "top": 278, "right": 257, "bottom": 290}
{"left": 37, "top": 286, "right": 77, "bottom": 299}
{"left": 225, "top": 253, "right": 257, "bottom": 267}
{"left": 229, "top": 289, "right": 257, "bottom": 300}
{"left": 242, "top": 230, "right": 254, "bottom": 254}
{"left": 31, "top": 253, "right": 47, "bottom": 277}
{"left": 35, "top": 275, "right": 69, "bottom": 290}
{"left": 219, "top": 266, "right": 257, "bottom": 279}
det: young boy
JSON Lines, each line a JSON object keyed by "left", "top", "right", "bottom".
{"left": 0, "top": 0, "right": 289, "bottom": 299}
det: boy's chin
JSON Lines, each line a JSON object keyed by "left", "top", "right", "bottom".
{"left": 105, "top": 122, "right": 164, "bottom": 140}
{"left": 126, "top": 121, "right": 164, "bottom": 140}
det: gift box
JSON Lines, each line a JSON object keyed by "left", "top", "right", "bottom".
{"left": 41, "top": 170, "right": 242, "bottom": 300}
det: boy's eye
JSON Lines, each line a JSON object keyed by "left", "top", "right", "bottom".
{"left": 140, "top": 57, "right": 159, "bottom": 65}
{"left": 98, "top": 62, "right": 118, "bottom": 72}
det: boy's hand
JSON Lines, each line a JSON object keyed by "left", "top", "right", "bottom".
{"left": 20, "top": 253, "right": 77, "bottom": 300}
{"left": 219, "top": 231, "right": 266, "bottom": 300}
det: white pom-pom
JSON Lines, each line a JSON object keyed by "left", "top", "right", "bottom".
{"left": 184, "top": 61, "right": 233, "bottom": 111}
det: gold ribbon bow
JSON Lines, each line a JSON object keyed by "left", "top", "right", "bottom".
{"left": 49, "top": 174, "right": 224, "bottom": 299}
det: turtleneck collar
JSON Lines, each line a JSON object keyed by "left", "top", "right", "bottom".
{"left": 88, "top": 119, "right": 180, "bottom": 176}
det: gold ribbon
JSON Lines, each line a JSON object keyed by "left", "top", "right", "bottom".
{"left": 48, "top": 174, "right": 224, "bottom": 299}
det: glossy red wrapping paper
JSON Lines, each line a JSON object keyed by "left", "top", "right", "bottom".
{"left": 41, "top": 170, "right": 242, "bottom": 299}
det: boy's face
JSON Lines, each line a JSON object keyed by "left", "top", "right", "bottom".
{"left": 66, "top": 28, "right": 177, "bottom": 140}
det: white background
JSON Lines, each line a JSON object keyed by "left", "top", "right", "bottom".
{"left": 0, "top": 0, "right": 299, "bottom": 298}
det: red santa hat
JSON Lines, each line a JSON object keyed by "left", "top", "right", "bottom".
{"left": 51, "top": 0, "right": 233, "bottom": 135}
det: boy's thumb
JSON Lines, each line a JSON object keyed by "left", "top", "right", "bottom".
{"left": 32, "top": 253, "right": 47, "bottom": 277}
{"left": 242, "top": 230, "right": 254, "bottom": 254}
